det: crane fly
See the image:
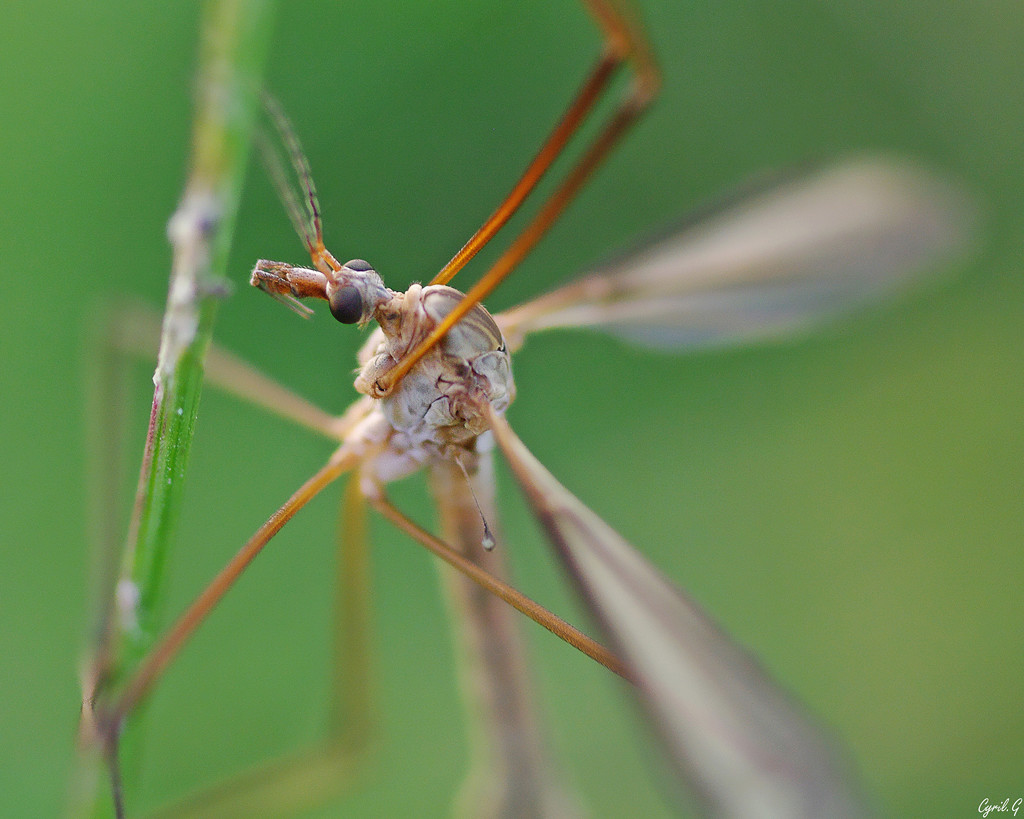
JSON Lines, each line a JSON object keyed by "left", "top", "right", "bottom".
{"left": 78, "top": 1, "right": 970, "bottom": 817}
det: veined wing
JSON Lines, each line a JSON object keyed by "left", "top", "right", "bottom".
{"left": 497, "top": 158, "right": 971, "bottom": 351}
{"left": 487, "top": 408, "right": 870, "bottom": 818}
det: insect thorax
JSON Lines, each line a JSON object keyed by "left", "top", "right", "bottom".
{"left": 355, "top": 284, "right": 515, "bottom": 455}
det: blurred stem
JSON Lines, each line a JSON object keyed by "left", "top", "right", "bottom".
{"left": 70, "top": 1, "right": 276, "bottom": 817}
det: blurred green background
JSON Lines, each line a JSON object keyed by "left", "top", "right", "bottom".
{"left": 3, "top": 1, "right": 1022, "bottom": 816}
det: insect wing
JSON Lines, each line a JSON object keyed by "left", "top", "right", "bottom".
{"left": 488, "top": 410, "right": 870, "bottom": 818}
{"left": 498, "top": 158, "right": 970, "bottom": 351}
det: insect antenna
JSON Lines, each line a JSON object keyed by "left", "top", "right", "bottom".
{"left": 257, "top": 92, "right": 340, "bottom": 274}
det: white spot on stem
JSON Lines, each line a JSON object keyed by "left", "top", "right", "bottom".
{"left": 116, "top": 579, "right": 141, "bottom": 635}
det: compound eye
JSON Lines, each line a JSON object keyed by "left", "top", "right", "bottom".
{"left": 329, "top": 284, "right": 363, "bottom": 324}
{"left": 344, "top": 259, "right": 374, "bottom": 273}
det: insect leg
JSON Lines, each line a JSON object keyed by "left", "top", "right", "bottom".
{"left": 102, "top": 299, "right": 366, "bottom": 440}
{"left": 367, "top": 486, "right": 627, "bottom": 679}
{"left": 430, "top": 24, "right": 624, "bottom": 286}
{"left": 90, "top": 449, "right": 359, "bottom": 782}
{"left": 139, "top": 475, "right": 376, "bottom": 819}
{"left": 371, "top": 0, "right": 660, "bottom": 397}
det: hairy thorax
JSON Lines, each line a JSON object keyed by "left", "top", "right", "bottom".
{"left": 354, "top": 283, "right": 515, "bottom": 464}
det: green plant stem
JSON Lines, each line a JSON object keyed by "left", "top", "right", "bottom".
{"left": 70, "top": 2, "right": 276, "bottom": 817}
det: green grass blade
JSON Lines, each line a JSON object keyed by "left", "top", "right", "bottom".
{"left": 70, "top": 2, "right": 277, "bottom": 817}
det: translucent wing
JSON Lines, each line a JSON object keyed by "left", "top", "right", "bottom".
{"left": 498, "top": 158, "right": 971, "bottom": 351}
{"left": 487, "top": 409, "right": 870, "bottom": 817}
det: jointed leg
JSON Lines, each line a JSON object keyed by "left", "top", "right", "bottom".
{"left": 98, "top": 449, "right": 358, "bottom": 735}
{"left": 372, "top": 0, "right": 660, "bottom": 396}
{"left": 104, "top": 300, "right": 357, "bottom": 441}
{"left": 81, "top": 448, "right": 357, "bottom": 818}
{"left": 368, "top": 489, "right": 628, "bottom": 680}
{"left": 143, "top": 478, "right": 375, "bottom": 819}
